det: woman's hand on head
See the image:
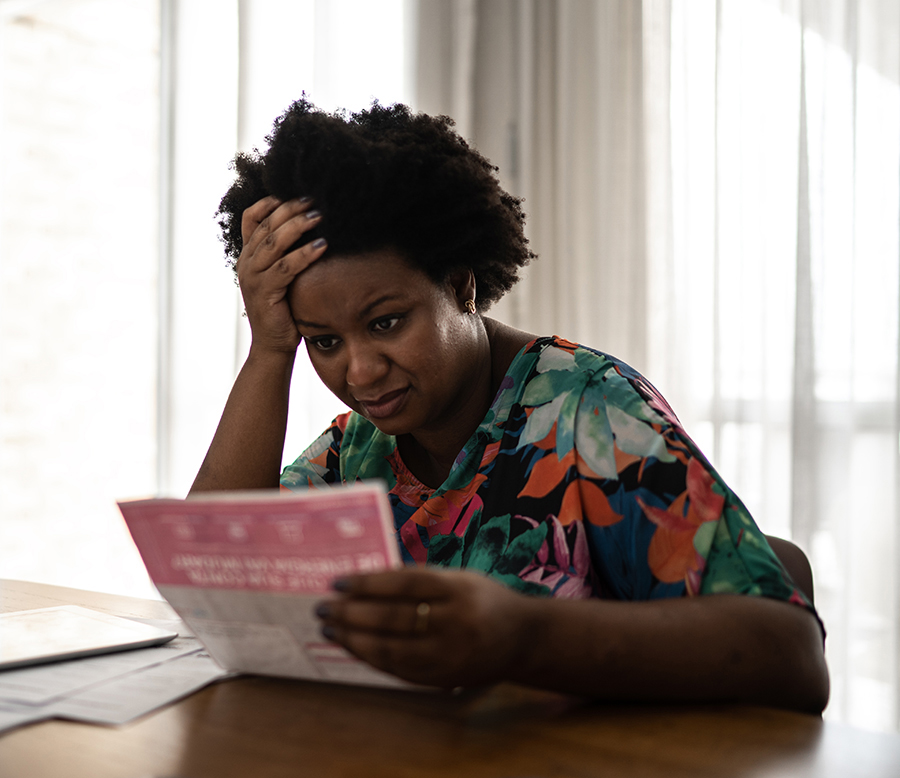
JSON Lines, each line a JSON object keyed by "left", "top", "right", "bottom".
{"left": 236, "top": 196, "right": 327, "bottom": 355}
{"left": 316, "top": 568, "right": 535, "bottom": 689}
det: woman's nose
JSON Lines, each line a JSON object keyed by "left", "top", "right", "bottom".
{"left": 344, "top": 344, "right": 389, "bottom": 388}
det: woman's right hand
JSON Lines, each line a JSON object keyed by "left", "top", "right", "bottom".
{"left": 236, "top": 196, "right": 328, "bottom": 354}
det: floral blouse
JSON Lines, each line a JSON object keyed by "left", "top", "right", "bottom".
{"left": 281, "top": 336, "right": 811, "bottom": 608}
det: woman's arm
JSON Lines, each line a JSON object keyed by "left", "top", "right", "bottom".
{"left": 317, "top": 568, "right": 829, "bottom": 714}
{"left": 189, "top": 348, "right": 296, "bottom": 491}
{"left": 514, "top": 587, "right": 828, "bottom": 712}
{"left": 190, "top": 196, "right": 327, "bottom": 493}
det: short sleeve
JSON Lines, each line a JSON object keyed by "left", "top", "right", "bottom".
{"left": 699, "top": 494, "right": 812, "bottom": 605}
{"left": 280, "top": 415, "right": 347, "bottom": 490}
{"left": 567, "top": 347, "right": 815, "bottom": 615}
{"left": 280, "top": 411, "right": 399, "bottom": 490}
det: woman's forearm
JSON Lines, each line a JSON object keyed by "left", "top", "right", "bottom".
{"left": 510, "top": 593, "right": 829, "bottom": 713}
{"left": 189, "top": 347, "right": 296, "bottom": 493}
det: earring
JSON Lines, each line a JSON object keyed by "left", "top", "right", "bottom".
{"left": 465, "top": 299, "right": 477, "bottom": 315}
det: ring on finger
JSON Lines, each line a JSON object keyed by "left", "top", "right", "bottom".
{"left": 413, "top": 601, "right": 431, "bottom": 634}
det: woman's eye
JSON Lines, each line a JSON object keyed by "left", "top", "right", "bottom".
{"left": 310, "top": 336, "right": 340, "bottom": 351}
{"left": 372, "top": 316, "right": 401, "bottom": 333}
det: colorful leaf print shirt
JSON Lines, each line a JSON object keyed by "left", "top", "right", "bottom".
{"left": 281, "top": 336, "right": 811, "bottom": 608}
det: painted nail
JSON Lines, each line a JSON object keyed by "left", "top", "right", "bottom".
{"left": 321, "top": 625, "right": 336, "bottom": 641}
{"left": 314, "top": 603, "right": 331, "bottom": 619}
{"left": 331, "top": 577, "right": 350, "bottom": 592}
{"left": 298, "top": 195, "right": 313, "bottom": 203}
{"left": 305, "top": 209, "right": 321, "bottom": 221}
{"left": 312, "top": 238, "right": 328, "bottom": 249}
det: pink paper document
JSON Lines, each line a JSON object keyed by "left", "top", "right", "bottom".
{"left": 119, "top": 483, "right": 411, "bottom": 688}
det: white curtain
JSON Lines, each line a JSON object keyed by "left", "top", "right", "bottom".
{"left": 0, "top": 0, "right": 408, "bottom": 598}
{"left": 132, "top": 0, "right": 411, "bottom": 558}
{"left": 415, "top": 0, "right": 650, "bottom": 366}
{"left": 414, "top": 0, "right": 900, "bottom": 733}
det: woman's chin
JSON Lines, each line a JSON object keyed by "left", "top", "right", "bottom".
{"left": 366, "top": 415, "right": 413, "bottom": 437}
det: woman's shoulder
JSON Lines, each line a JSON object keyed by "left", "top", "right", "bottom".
{"left": 532, "top": 337, "right": 683, "bottom": 428}
{"left": 488, "top": 335, "right": 686, "bottom": 448}
{"left": 505, "top": 333, "right": 626, "bottom": 385}
{"left": 484, "top": 319, "right": 629, "bottom": 388}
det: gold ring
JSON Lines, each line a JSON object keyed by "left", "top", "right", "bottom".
{"left": 414, "top": 602, "right": 431, "bottom": 634}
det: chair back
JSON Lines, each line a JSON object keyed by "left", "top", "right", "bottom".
{"left": 765, "top": 535, "right": 815, "bottom": 606}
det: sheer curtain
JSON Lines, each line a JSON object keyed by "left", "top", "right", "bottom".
{"left": 414, "top": 0, "right": 900, "bottom": 732}
{"left": 0, "top": 0, "right": 161, "bottom": 598}
{"left": 0, "top": 0, "right": 408, "bottom": 597}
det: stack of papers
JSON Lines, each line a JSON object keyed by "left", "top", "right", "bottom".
{"left": 0, "top": 616, "right": 228, "bottom": 734}
{"left": 1, "top": 483, "right": 410, "bottom": 734}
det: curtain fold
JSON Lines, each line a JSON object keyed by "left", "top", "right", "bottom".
{"left": 414, "top": 0, "right": 900, "bottom": 732}
{"left": 416, "top": 0, "right": 650, "bottom": 368}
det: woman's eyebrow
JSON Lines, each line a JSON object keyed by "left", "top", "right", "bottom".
{"left": 294, "top": 317, "right": 327, "bottom": 329}
{"left": 294, "top": 294, "right": 405, "bottom": 329}
{"left": 358, "top": 294, "right": 405, "bottom": 319}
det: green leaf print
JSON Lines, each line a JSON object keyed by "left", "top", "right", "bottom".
{"left": 493, "top": 521, "right": 549, "bottom": 576}
{"left": 573, "top": 399, "right": 618, "bottom": 479}
{"left": 339, "top": 415, "right": 399, "bottom": 485}
{"left": 520, "top": 394, "right": 566, "bottom": 448}
{"left": 605, "top": 404, "right": 676, "bottom": 463}
{"left": 556, "top": 390, "right": 582, "bottom": 455}
{"left": 535, "top": 346, "right": 577, "bottom": 373}
{"left": 428, "top": 532, "right": 463, "bottom": 567}
{"left": 600, "top": 370, "right": 665, "bottom": 425}
{"left": 463, "top": 513, "right": 511, "bottom": 572}
{"left": 574, "top": 347, "right": 604, "bottom": 373}
{"left": 521, "top": 370, "right": 582, "bottom": 407}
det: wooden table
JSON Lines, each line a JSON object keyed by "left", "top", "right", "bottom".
{"left": 2, "top": 579, "right": 899, "bottom": 778}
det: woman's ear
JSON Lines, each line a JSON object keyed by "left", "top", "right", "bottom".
{"left": 448, "top": 268, "right": 477, "bottom": 309}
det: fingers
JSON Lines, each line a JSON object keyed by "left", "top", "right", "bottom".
{"left": 315, "top": 582, "right": 444, "bottom": 684}
{"left": 318, "top": 597, "right": 439, "bottom": 636}
{"left": 317, "top": 569, "right": 453, "bottom": 637}
{"left": 240, "top": 196, "right": 310, "bottom": 250}
{"left": 315, "top": 570, "right": 528, "bottom": 689}
{"left": 238, "top": 197, "right": 325, "bottom": 276}
{"left": 234, "top": 196, "right": 327, "bottom": 353}
{"left": 240, "top": 195, "right": 282, "bottom": 245}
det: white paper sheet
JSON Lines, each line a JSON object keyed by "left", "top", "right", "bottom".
{"left": 119, "top": 485, "right": 418, "bottom": 689}
{"left": 0, "top": 617, "right": 229, "bottom": 733}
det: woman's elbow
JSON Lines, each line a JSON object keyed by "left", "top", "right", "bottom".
{"left": 766, "top": 605, "right": 830, "bottom": 715}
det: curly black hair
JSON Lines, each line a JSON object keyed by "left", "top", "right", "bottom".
{"left": 217, "top": 97, "right": 533, "bottom": 310}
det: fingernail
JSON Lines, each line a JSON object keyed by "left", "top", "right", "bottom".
{"left": 305, "top": 209, "right": 321, "bottom": 220}
{"left": 299, "top": 195, "right": 313, "bottom": 203}
{"left": 312, "top": 238, "right": 328, "bottom": 249}
{"left": 332, "top": 577, "right": 350, "bottom": 592}
{"left": 314, "top": 603, "right": 331, "bottom": 619}
{"left": 321, "top": 625, "right": 336, "bottom": 641}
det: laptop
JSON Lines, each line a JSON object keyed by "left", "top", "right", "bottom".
{"left": 0, "top": 605, "right": 177, "bottom": 671}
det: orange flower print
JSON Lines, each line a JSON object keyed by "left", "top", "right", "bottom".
{"left": 517, "top": 448, "right": 576, "bottom": 500}
{"left": 412, "top": 474, "right": 488, "bottom": 527}
{"left": 408, "top": 442, "right": 501, "bottom": 535}
{"left": 639, "top": 457, "right": 725, "bottom": 586}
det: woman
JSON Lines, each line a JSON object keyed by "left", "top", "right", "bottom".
{"left": 192, "top": 98, "right": 829, "bottom": 712}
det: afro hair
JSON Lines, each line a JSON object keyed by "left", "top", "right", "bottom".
{"left": 216, "top": 97, "right": 533, "bottom": 310}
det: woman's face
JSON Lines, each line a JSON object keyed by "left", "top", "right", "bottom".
{"left": 289, "top": 250, "right": 489, "bottom": 443}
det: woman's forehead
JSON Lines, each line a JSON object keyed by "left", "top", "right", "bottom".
{"left": 290, "top": 249, "right": 444, "bottom": 322}
{"left": 302, "top": 249, "right": 426, "bottom": 286}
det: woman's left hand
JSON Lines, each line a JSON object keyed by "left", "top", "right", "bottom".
{"left": 316, "top": 568, "right": 534, "bottom": 688}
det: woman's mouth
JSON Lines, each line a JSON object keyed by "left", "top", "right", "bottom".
{"left": 356, "top": 388, "right": 409, "bottom": 420}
